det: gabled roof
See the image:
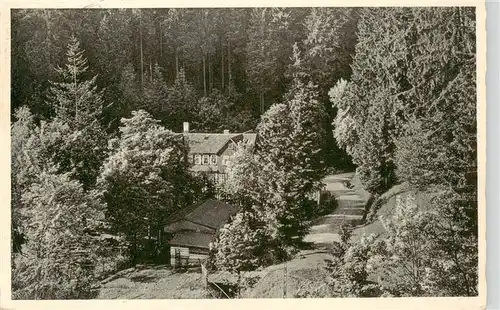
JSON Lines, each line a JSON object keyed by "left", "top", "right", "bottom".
{"left": 242, "top": 133, "right": 257, "bottom": 145}
{"left": 184, "top": 132, "right": 257, "bottom": 155}
{"left": 184, "top": 133, "right": 240, "bottom": 155}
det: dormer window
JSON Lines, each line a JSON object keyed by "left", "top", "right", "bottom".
{"left": 210, "top": 155, "right": 217, "bottom": 165}
{"left": 194, "top": 154, "right": 201, "bottom": 165}
{"left": 203, "top": 154, "right": 210, "bottom": 165}
{"left": 223, "top": 155, "right": 230, "bottom": 166}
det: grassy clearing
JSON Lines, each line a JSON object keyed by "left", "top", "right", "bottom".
{"left": 241, "top": 250, "right": 332, "bottom": 298}
{"left": 98, "top": 266, "right": 209, "bottom": 299}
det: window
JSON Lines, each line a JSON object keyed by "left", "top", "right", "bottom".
{"left": 222, "top": 155, "right": 230, "bottom": 166}
{"left": 210, "top": 155, "right": 217, "bottom": 165}
{"left": 194, "top": 154, "right": 201, "bottom": 165}
{"left": 203, "top": 154, "right": 210, "bottom": 165}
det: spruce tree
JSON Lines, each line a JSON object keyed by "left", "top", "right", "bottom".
{"left": 142, "top": 63, "right": 168, "bottom": 120}
{"left": 47, "top": 35, "right": 109, "bottom": 189}
{"left": 164, "top": 68, "right": 197, "bottom": 131}
{"left": 246, "top": 8, "right": 281, "bottom": 114}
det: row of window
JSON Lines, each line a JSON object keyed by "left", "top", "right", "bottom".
{"left": 192, "top": 154, "right": 231, "bottom": 166}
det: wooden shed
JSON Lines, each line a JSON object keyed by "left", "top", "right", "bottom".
{"left": 164, "top": 199, "right": 239, "bottom": 267}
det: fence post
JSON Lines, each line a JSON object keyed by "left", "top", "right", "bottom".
{"left": 201, "top": 262, "right": 208, "bottom": 290}
{"left": 282, "top": 261, "right": 287, "bottom": 298}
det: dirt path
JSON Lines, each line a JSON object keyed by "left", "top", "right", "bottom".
{"left": 303, "top": 172, "right": 369, "bottom": 247}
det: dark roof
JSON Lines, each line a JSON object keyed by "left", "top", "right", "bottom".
{"left": 184, "top": 133, "right": 239, "bottom": 154}
{"left": 166, "top": 199, "right": 240, "bottom": 230}
{"left": 168, "top": 231, "right": 215, "bottom": 249}
{"left": 184, "top": 132, "right": 257, "bottom": 155}
{"left": 165, "top": 199, "right": 240, "bottom": 250}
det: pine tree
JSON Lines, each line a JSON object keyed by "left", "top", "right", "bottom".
{"left": 49, "top": 35, "right": 104, "bottom": 126}
{"left": 47, "top": 35, "right": 109, "bottom": 189}
{"left": 334, "top": 8, "right": 409, "bottom": 194}
{"left": 164, "top": 68, "right": 197, "bottom": 131}
{"left": 119, "top": 63, "right": 141, "bottom": 117}
{"left": 193, "top": 89, "right": 235, "bottom": 132}
{"left": 285, "top": 43, "right": 327, "bottom": 190}
{"left": 302, "top": 8, "right": 360, "bottom": 168}
{"left": 246, "top": 8, "right": 281, "bottom": 114}
{"left": 141, "top": 63, "right": 168, "bottom": 119}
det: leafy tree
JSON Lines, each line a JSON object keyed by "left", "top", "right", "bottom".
{"left": 222, "top": 140, "right": 260, "bottom": 204}
{"left": 220, "top": 45, "right": 328, "bottom": 258}
{"left": 329, "top": 78, "right": 357, "bottom": 156}
{"left": 299, "top": 225, "right": 381, "bottom": 298}
{"left": 211, "top": 211, "right": 272, "bottom": 274}
{"left": 98, "top": 110, "right": 192, "bottom": 262}
{"left": 11, "top": 107, "right": 37, "bottom": 254}
{"left": 367, "top": 191, "right": 477, "bottom": 296}
{"left": 12, "top": 170, "right": 104, "bottom": 299}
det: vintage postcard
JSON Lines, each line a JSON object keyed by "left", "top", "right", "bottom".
{"left": 0, "top": 0, "right": 487, "bottom": 309}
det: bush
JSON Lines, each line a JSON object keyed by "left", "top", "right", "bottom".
{"left": 12, "top": 255, "right": 98, "bottom": 300}
{"left": 314, "top": 191, "right": 338, "bottom": 217}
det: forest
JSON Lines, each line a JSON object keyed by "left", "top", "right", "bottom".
{"left": 10, "top": 7, "right": 477, "bottom": 299}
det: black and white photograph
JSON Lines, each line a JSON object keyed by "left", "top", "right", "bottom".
{"left": 2, "top": 3, "right": 486, "bottom": 305}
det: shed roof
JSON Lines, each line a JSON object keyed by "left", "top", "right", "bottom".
{"left": 168, "top": 231, "right": 215, "bottom": 249}
{"left": 166, "top": 199, "right": 240, "bottom": 231}
{"left": 165, "top": 199, "right": 240, "bottom": 250}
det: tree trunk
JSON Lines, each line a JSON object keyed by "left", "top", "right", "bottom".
{"left": 175, "top": 47, "right": 179, "bottom": 77}
{"left": 149, "top": 59, "right": 152, "bottom": 82}
{"left": 260, "top": 92, "right": 264, "bottom": 114}
{"left": 221, "top": 37, "right": 225, "bottom": 90}
{"left": 139, "top": 10, "right": 144, "bottom": 90}
{"left": 209, "top": 54, "right": 213, "bottom": 93}
{"left": 228, "top": 36, "right": 232, "bottom": 91}
{"left": 237, "top": 271, "right": 241, "bottom": 298}
{"left": 159, "top": 22, "right": 163, "bottom": 58}
{"left": 74, "top": 68, "right": 78, "bottom": 122}
{"left": 203, "top": 54, "right": 207, "bottom": 97}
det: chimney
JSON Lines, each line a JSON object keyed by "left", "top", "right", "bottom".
{"left": 223, "top": 129, "right": 230, "bottom": 134}
{"left": 183, "top": 122, "right": 190, "bottom": 133}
